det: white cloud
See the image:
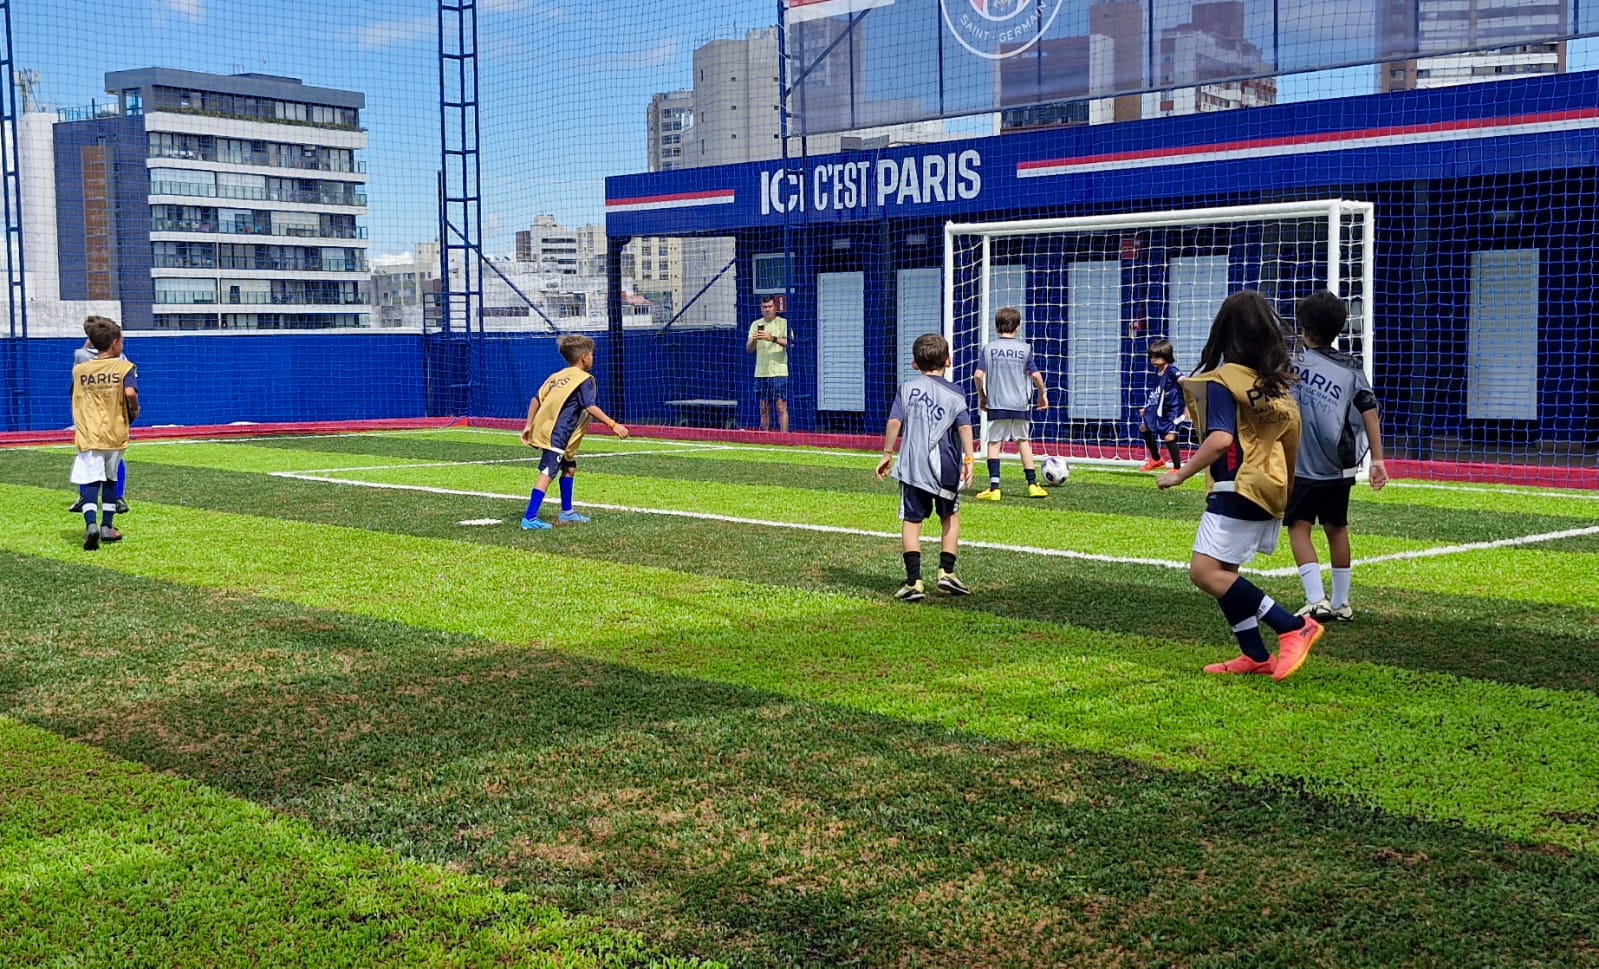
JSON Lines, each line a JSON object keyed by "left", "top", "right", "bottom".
{"left": 349, "top": 13, "right": 436, "bottom": 51}
{"left": 157, "top": 0, "right": 204, "bottom": 22}
{"left": 574, "top": 37, "right": 680, "bottom": 72}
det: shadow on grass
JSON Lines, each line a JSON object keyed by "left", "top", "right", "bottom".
{"left": 5, "top": 553, "right": 1599, "bottom": 969}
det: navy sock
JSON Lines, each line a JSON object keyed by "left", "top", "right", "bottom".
{"left": 524, "top": 488, "right": 546, "bottom": 521}
{"left": 559, "top": 476, "right": 574, "bottom": 513}
{"left": 1024, "top": 466, "right": 1038, "bottom": 485}
{"left": 986, "top": 459, "right": 1001, "bottom": 487}
{"left": 1141, "top": 428, "right": 1160, "bottom": 460}
{"left": 115, "top": 460, "right": 127, "bottom": 500}
{"left": 98, "top": 482, "right": 117, "bottom": 530}
{"left": 1218, "top": 578, "right": 1271, "bottom": 662}
{"left": 80, "top": 484, "right": 99, "bottom": 528}
{"left": 939, "top": 550, "right": 956, "bottom": 573}
{"left": 1259, "top": 597, "right": 1305, "bottom": 634}
{"left": 1166, "top": 441, "right": 1183, "bottom": 469}
{"left": 903, "top": 551, "right": 922, "bottom": 583}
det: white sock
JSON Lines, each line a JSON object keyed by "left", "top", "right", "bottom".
{"left": 1297, "top": 563, "right": 1325, "bottom": 603}
{"left": 1331, "top": 568, "right": 1352, "bottom": 609}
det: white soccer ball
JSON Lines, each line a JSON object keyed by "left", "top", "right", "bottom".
{"left": 1041, "top": 455, "right": 1071, "bottom": 487}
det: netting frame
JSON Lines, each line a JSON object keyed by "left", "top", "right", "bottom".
{"left": 944, "top": 198, "right": 1377, "bottom": 468}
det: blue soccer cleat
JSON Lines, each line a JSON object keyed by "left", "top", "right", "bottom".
{"left": 520, "top": 517, "right": 553, "bottom": 530}
{"left": 558, "top": 510, "right": 591, "bottom": 524}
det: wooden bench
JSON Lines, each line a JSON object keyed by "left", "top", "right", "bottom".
{"left": 664, "top": 398, "right": 739, "bottom": 429}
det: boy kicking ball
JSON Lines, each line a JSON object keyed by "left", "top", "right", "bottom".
{"left": 519, "top": 335, "right": 628, "bottom": 530}
{"left": 876, "top": 333, "right": 975, "bottom": 601}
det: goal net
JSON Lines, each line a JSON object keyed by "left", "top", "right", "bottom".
{"left": 945, "top": 199, "right": 1375, "bottom": 467}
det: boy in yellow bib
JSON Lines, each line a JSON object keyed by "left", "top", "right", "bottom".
{"left": 71, "top": 316, "right": 140, "bottom": 551}
{"left": 518, "top": 335, "right": 629, "bottom": 529}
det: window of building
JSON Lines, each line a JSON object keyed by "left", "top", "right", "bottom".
{"left": 752, "top": 253, "right": 790, "bottom": 294}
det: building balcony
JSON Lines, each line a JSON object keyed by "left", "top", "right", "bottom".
{"left": 154, "top": 292, "right": 367, "bottom": 306}
{"left": 217, "top": 256, "right": 370, "bottom": 273}
{"left": 150, "top": 145, "right": 366, "bottom": 175}
{"left": 150, "top": 180, "right": 367, "bottom": 207}
{"left": 152, "top": 218, "right": 368, "bottom": 240}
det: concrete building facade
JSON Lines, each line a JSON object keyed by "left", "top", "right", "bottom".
{"left": 52, "top": 68, "right": 369, "bottom": 331}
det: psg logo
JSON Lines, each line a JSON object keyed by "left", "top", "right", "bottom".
{"left": 942, "top": 0, "right": 1062, "bottom": 59}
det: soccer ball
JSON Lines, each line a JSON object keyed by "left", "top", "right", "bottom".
{"left": 1041, "top": 455, "right": 1071, "bottom": 487}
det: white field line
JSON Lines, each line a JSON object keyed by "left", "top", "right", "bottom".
{"left": 270, "top": 470, "right": 1201, "bottom": 571}
{"left": 278, "top": 470, "right": 1599, "bottom": 575}
{"left": 287, "top": 445, "right": 737, "bottom": 476}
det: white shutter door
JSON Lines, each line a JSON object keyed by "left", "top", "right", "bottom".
{"left": 818, "top": 271, "right": 866, "bottom": 411}
{"left": 1068, "top": 261, "right": 1122, "bottom": 420}
{"left": 990, "top": 264, "right": 1027, "bottom": 337}
{"left": 897, "top": 268, "right": 940, "bottom": 385}
{"left": 1468, "top": 250, "right": 1538, "bottom": 421}
{"left": 1169, "top": 255, "right": 1230, "bottom": 368}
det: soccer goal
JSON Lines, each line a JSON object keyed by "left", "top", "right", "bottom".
{"left": 945, "top": 199, "right": 1375, "bottom": 466}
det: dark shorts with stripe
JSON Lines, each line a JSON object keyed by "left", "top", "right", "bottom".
{"left": 900, "top": 483, "right": 958, "bottom": 524}
{"left": 538, "top": 448, "right": 577, "bottom": 477}
{"left": 1284, "top": 477, "right": 1354, "bottom": 527}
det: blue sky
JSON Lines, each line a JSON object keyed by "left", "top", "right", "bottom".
{"left": 14, "top": 0, "right": 1597, "bottom": 259}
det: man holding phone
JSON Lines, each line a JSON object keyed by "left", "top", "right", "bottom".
{"left": 746, "top": 296, "right": 790, "bottom": 433}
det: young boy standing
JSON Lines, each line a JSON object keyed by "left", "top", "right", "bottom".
{"left": 973, "top": 307, "right": 1049, "bottom": 500}
{"left": 71, "top": 316, "right": 139, "bottom": 551}
{"left": 1287, "top": 290, "right": 1388, "bottom": 620}
{"left": 519, "top": 335, "right": 629, "bottom": 530}
{"left": 1138, "top": 339, "right": 1186, "bottom": 473}
{"left": 876, "top": 333, "right": 976, "bottom": 601}
{"left": 68, "top": 322, "right": 131, "bottom": 515}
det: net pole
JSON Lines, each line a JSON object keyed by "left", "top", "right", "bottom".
{"left": 1325, "top": 199, "right": 1342, "bottom": 300}
{"left": 942, "top": 222, "right": 955, "bottom": 372}
{"left": 1361, "top": 203, "right": 1377, "bottom": 391}
{"left": 978, "top": 233, "right": 992, "bottom": 448}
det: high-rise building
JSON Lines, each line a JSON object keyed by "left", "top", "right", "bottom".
{"left": 1143, "top": 2, "right": 1276, "bottom": 117}
{"left": 52, "top": 68, "right": 369, "bottom": 330}
{"left": 648, "top": 90, "right": 695, "bottom": 173}
{"left": 1378, "top": 0, "right": 1566, "bottom": 92}
{"left": 517, "top": 215, "right": 581, "bottom": 274}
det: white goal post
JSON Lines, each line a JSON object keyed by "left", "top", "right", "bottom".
{"left": 944, "top": 199, "right": 1376, "bottom": 467}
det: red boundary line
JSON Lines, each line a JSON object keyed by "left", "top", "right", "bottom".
{"left": 4, "top": 416, "right": 1594, "bottom": 490}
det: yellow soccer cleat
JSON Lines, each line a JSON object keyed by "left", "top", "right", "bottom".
{"left": 1027, "top": 483, "right": 1049, "bottom": 498}
{"left": 974, "top": 488, "right": 1001, "bottom": 501}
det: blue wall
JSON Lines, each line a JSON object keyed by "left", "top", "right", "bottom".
{"left": 1, "top": 334, "right": 426, "bottom": 432}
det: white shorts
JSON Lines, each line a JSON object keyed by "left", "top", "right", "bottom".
{"left": 71, "top": 449, "right": 124, "bottom": 486}
{"left": 985, "top": 418, "right": 1031, "bottom": 445}
{"left": 1193, "top": 511, "right": 1281, "bottom": 565}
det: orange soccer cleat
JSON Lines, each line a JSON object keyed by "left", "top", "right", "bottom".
{"left": 1272, "top": 617, "right": 1325, "bottom": 681}
{"left": 1138, "top": 458, "right": 1169, "bottom": 473}
{"left": 1203, "top": 654, "right": 1276, "bottom": 676}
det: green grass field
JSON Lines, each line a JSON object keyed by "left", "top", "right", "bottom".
{"left": 3, "top": 429, "right": 1598, "bottom": 967}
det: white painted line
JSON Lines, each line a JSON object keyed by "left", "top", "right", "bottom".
{"left": 1388, "top": 481, "right": 1599, "bottom": 502}
{"left": 1253, "top": 524, "right": 1599, "bottom": 577}
{"left": 457, "top": 518, "right": 503, "bottom": 526}
{"left": 267, "top": 473, "right": 1599, "bottom": 576}
{"left": 286, "top": 445, "right": 735, "bottom": 476}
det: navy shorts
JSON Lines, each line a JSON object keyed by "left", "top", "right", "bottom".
{"left": 756, "top": 376, "right": 789, "bottom": 403}
{"left": 538, "top": 449, "right": 577, "bottom": 477}
{"left": 1285, "top": 477, "right": 1354, "bottom": 527}
{"left": 900, "top": 483, "right": 958, "bottom": 524}
{"left": 1142, "top": 409, "right": 1179, "bottom": 437}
